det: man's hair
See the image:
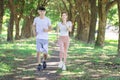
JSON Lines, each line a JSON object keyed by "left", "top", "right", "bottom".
{"left": 38, "top": 6, "right": 46, "bottom": 11}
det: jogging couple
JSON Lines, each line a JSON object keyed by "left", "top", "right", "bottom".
{"left": 33, "top": 6, "right": 72, "bottom": 71}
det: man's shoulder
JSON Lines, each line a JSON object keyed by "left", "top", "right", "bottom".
{"left": 45, "top": 16, "right": 50, "bottom": 20}
{"left": 33, "top": 17, "right": 39, "bottom": 21}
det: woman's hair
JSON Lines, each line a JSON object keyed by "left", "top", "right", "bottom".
{"left": 60, "top": 11, "right": 68, "bottom": 22}
{"left": 61, "top": 11, "right": 68, "bottom": 17}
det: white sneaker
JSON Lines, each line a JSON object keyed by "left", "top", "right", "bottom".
{"left": 62, "top": 63, "right": 66, "bottom": 70}
{"left": 58, "top": 61, "right": 63, "bottom": 68}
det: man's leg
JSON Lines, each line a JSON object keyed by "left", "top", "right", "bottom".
{"left": 36, "top": 39, "right": 43, "bottom": 71}
{"left": 42, "top": 40, "right": 48, "bottom": 69}
{"left": 42, "top": 53, "right": 47, "bottom": 69}
{"left": 37, "top": 52, "right": 41, "bottom": 64}
{"left": 37, "top": 52, "right": 43, "bottom": 71}
{"left": 43, "top": 53, "right": 47, "bottom": 61}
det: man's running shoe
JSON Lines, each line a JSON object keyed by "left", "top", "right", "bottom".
{"left": 37, "top": 64, "right": 42, "bottom": 71}
{"left": 43, "top": 61, "right": 47, "bottom": 69}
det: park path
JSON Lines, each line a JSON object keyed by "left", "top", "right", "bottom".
{"left": 1, "top": 42, "right": 62, "bottom": 80}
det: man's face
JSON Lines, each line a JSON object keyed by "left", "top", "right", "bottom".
{"left": 38, "top": 10, "right": 46, "bottom": 16}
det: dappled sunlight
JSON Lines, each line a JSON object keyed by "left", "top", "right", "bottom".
{"left": 35, "top": 77, "right": 47, "bottom": 80}
{"left": 47, "top": 62, "right": 58, "bottom": 65}
{"left": 0, "top": 33, "right": 119, "bottom": 80}
{"left": 14, "top": 58, "right": 25, "bottom": 61}
{"left": 61, "top": 71, "right": 84, "bottom": 76}
{"left": 99, "top": 53, "right": 110, "bottom": 60}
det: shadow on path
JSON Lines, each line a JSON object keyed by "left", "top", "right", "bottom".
{"left": 0, "top": 48, "right": 61, "bottom": 80}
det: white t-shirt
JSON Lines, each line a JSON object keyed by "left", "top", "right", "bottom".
{"left": 33, "top": 16, "right": 51, "bottom": 39}
{"left": 57, "top": 21, "right": 72, "bottom": 36}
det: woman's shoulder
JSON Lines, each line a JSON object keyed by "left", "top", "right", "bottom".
{"left": 57, "top": 22, "right": 62, "bottom": 25}
{"left": 67, "top": 21, "right": 72, "bottom": 26}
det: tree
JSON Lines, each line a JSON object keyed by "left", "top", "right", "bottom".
{"left": 88, "top": 0, "right": 97, "bottom": 44}
{"left": 117, "top": 0, "right": 120, "bottom": 55}
{"left": 14, "top": 0, "right": 24, "bottom": 40}
{"left": 95, "top": 0, "right": 117, "bottom": 47}
{"left": 0, "top": 0, "right": 4, "bottom": 34}
{"left": 75, "top": 0, "right": 91, "bottom": 42}
{"left": 7, "top": 0, "right": 14, "bottom": 41}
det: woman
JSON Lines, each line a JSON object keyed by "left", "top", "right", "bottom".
{"left": 56, "top": 12, "right": 72, "bottom": 70}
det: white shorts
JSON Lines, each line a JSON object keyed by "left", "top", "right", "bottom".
{"left": 36, "top": 39, "right": 48, "bottom": 54}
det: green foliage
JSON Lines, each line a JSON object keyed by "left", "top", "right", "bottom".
{"left": 107, "top": 4, "right": 118, "bottom": 26}
{"left": 46, "top": 0, "right": 61, "bottom": 27}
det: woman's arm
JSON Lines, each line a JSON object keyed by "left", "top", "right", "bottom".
{"left": 56, "top": 26, "right": 60, "bottom": 39}
{"left": 66, "top": 21, "right": 72, "bottom": 32}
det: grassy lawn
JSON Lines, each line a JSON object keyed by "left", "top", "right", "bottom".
{"left": 0, "top": 33, "right": 120, "bottom": 80}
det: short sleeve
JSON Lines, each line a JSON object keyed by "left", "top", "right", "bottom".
{"left": 48, "top": 18, "right": 51, "bottom": 26}
{"left": 68, "top": 21, "right": 72, "bottom": 27}
{"left": 57, "top": 22, "right": 61, "bottom": 28}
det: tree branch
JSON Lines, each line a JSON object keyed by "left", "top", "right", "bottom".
{"left": 106, "top": 0, "right": 117, "bottom": 12}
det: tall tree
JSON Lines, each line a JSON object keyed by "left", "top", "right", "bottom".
{"left": 117, "top": 0, "right": 120, "bottom": 55}
{"left": 7, "top": 0, "right": 14, "bottom": 41}
{"left": 14, "top": 0, "right": 24, "bottom": 40}
{"left": 0, "top": 0, "right": 4, "bottom": 34}
{"left": 95, "top": 0, "right": 117, "bottom": 47}
{"left": 88, "top": 0, "right": 97, "bottom": 43}
{"left": 75, "top": 0, "right": 91, "bottom": 42}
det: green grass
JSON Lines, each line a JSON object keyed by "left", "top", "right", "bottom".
{"left": 0, "top": 38, "right": 36, "bottom": 76}
{"left": 0, "top": 33, "right": 119, "bottom": 80}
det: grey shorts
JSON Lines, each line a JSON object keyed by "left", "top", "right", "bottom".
{"left": 36, "top": 39, "right": 48, "bottom": 54}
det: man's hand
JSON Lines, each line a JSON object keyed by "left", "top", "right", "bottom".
{"left": 43, "top": 26, "right": 52, "bottom": 32}
{"left": 43, "top": 28, "right": 49, "bottom": 32}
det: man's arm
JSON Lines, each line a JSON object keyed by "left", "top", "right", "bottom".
{"left": 43, "top": 25, "right": 52, "bottom": 32}
{"left": 32, "top": 24, "right": 36, "bottom": 36}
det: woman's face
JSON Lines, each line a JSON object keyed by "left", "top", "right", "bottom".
{"left": 61, "top": 13, "right": 68, "bottom": 21}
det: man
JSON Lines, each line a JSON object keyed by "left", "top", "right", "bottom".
{"left": 33, "top": 6, "right": 52, "bottom": 71}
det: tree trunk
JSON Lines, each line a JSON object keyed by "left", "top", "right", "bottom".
{"left": 15, "top": 17, "right": 21, "bottom": 40}
{"left": 21, "top": 16, "right": 33, "bottom": 38}
{"left": 0, "top": 0, "right": 4, "bottom": 34}
{"left": 7, "top": 0, "right": 14, "bottom": 41}
{"left": 117, "top": 0, "right": 120, "bottom": 55}
{"left": 75, "top": 15, "right": 82, "bottom": 40}
{"left": 95, "top": 0, "right": 108, "bottom": 47}
{"left": 7, "top": 13, "right": 14, "bottom": 41}
{"left": 88, "top": 0, "right": 97, "bottom": 44}
{"left": 75, "top": 0, "right": 90, "bottom": 42}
